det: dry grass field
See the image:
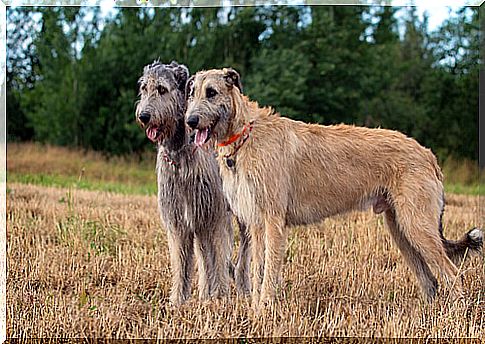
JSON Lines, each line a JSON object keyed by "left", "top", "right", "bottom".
{"left": 6, "top": 143, "right": 485, "bottom": 338}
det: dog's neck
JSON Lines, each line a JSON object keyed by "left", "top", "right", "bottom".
{"left": 159, "top": 117, "right": 187, "bottom": 153}
{"left": 225, "top": 95, "right": 255, "bottom": 141}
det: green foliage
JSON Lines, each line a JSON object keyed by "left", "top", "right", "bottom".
{"left": 6, "top": 6, "right": 479, "bottom": 160}
{"left": 246, "top": 48, "right": 311, "bottom": 119}
{"left": 6, "top": 8, "right": 38, "bottom": 141}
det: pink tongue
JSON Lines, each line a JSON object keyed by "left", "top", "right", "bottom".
{"left": 146, "top": 127, "right": 158, "bottom": 142}
{"left": 194, "top": 129, "right": 208, "bottom": 146}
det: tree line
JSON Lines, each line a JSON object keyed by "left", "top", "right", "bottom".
{"left": 6, "top": 6, "right": 479, "bottom": 160}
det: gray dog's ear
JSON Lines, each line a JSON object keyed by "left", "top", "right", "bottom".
{"left": 169, "top": 61, "right": 189, "bottom": 92}
{"left": 185, "top": 75, "right": 196, "bottom": 100}
{"left": 223, "top": 68, "right": 243, "bottom": 93}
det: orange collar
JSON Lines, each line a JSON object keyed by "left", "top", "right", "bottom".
{"left": 217, "top": 121, "right": 254, "bottom": 160}
{"left": 218, "top": 122, "right": 254, "bottom": 148}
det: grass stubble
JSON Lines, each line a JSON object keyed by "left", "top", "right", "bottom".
{"left": 6, "top": 183, "right": 484, "bottom": 338}
{"left": 5, "top": 143, "right": 485, "bottom": 338}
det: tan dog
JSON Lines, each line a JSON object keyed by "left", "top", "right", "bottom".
{"left": 184, "top": 68, "right": 483, "bottom": 307}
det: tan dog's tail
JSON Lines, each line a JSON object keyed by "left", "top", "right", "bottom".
{"left": 431, "top": 151, "right": 481, "bottom": 266}
{"left": 443, "top": 228, "right": 483, "bottom": 266}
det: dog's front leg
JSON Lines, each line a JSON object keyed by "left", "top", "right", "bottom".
{"left": 259, "top": 216, "right": 287, "bottom": 307}
{"left": 167, "top": 228, "right": 194, "bottom": 306}
{"left": 235, "top": 219, "right": 251, "bottom": 295}
{"left": 194, "top": 229, "right": 215, "bottom": 301}
{"left": 194, "top": 214, "right": 232, "bottom": 301}
{"left": 249, "top": 224, "right": 265, "bottom": 307}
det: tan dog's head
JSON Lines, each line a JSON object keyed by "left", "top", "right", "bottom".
{"left": 185, "top": 68, "right": 242, "bottom": 146}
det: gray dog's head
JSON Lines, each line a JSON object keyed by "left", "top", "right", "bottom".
{"left": 184, "top": 68, "right": 243, "bottom": 147}
{"left": 135, "top": 61, "right": 189, "bottom": 143}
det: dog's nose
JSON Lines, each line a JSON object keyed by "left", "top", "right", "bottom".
{"left": 186, "top": 115, "right": 199, "bottom": 129}
{"left": 138, "top": 112, "right": 151, "bottom": 125}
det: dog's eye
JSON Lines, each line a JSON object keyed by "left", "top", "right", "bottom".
{"left": 157, "top": 85, "right": 167, "bottom": 95}
{"left": 206, "top": 87, "right": 217, "bottom": 99}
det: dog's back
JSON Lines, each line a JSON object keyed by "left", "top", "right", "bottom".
{"left": 227, "top": 115, "right": 440, "bottom": 225}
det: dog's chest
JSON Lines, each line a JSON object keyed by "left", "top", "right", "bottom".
{"left": 219, "top": 157, "right": 260, "bottom": 226}
{"left": 157, "top": 154, "right": 221, "bottom": 230}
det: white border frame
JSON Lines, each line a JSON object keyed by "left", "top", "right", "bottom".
{"left": 1, "top": 0, "right": 7, "bottom": 342}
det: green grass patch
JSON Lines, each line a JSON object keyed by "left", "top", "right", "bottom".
{"left": 9, "top": 143, "right": 481, "bottom": 196}
{"left": 8, "top": 171, "right": 484, "bottom": 196}
{"left": 8, "top": 172, "right": 157, "bottom": 196}
{"left": 444, "top": 183, "right": 484, "bottom": 196}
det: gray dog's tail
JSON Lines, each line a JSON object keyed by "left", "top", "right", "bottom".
{"left": 443, "top": 228, "right": 483, "bottom": 266}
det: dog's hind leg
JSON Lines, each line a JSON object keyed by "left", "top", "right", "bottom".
{"left": 235, "top": 219, "right": 251, "bottom": 295}
{"left": 167, "top": 229, "right": 194, "bottom": 306}
{"left": 391, "top": 186, "right": 464, "bottom": 300}
{"left": 384, "top": 208, "right": 438, "bottom": 301}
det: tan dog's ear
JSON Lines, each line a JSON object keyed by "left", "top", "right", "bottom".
{"left": 185, "top": 75, "right": 195, "bottom": 100}
{"left": 223, "top": 68, "right": 243, "bottom": 93}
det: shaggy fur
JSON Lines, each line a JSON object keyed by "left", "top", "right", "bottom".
{"left": 185, "top": 68, "right": 484, "bottom": 307}
{"left": 135, "top": 62, "right": 250, "bottom": 305}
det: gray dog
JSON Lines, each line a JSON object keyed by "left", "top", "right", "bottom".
{"left": 135, "top": 61, "right": 250, "bottom": 305}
